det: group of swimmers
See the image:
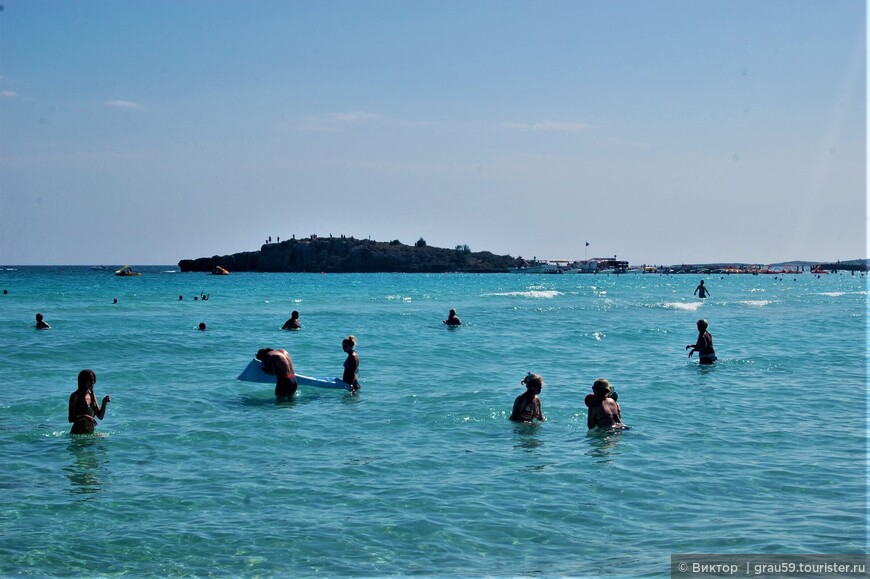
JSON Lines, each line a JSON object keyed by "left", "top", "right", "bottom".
{"left": 254, "top": 335, "right": 361, "bottom": 400}
{"left": 508, "top": 373, "right": 628, "bottom": 430}
{"left": 508, "top": 315, "right": 715, "bottom": 430}
{"left": 58, "top": 295, "right": 716, "bottom": 434}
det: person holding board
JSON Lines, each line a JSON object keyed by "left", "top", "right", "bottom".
{"left": 256, "top": 348, "right": 297, "bottom": 399}
{"left": 342, "top": 336, "right": 361, "bottom": 392}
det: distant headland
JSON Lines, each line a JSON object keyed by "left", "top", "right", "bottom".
{"left": 178, "top": 235, "right": 516, "bottom": 273}
{"left": 177, "top": 234, "right": 869, "bottom": 274}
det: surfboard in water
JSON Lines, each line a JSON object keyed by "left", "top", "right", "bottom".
{"left": 237, "top": 358, "right": 350, "bottom": 390}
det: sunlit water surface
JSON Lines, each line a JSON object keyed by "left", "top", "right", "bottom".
{"left": 1, "top": 267, "right": 866, "bottom": 577}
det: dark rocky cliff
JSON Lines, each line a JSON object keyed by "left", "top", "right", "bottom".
{"left": 178, "top": 236, "right": 517, "bottom": 273}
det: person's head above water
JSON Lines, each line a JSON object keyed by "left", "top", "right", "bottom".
{"left": 697, "top": 319, "right": 708, "bottom": 332}
{"left": 77, "top": 369, "right": 96, "bottom": 391}
{"left": 342, "top": 335, "right": 357, "bottom": 351}
{"left": 592, "top": 378, "right": 611, "bottom": 399}
{"left": 521, "top": 372, "right": 543, "bottom": 392}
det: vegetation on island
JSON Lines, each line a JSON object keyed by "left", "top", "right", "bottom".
{"left": 178, "top": 235, "right": 517, "bottom": 273}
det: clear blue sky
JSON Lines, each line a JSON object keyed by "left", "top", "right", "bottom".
{"left": 1, "top": 0, "right": 865, "bottom": 266}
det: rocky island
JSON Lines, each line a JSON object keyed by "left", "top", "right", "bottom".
{"left": 178, "top": 235, "right": 517, "bottom": 273}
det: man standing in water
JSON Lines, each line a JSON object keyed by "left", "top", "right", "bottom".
{"left": 694, "top": 280, "right": 710, "bottom": 298}
{"left": 686, "top": 319, "right": 717, "bottom": 364}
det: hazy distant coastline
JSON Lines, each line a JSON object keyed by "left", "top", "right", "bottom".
{"left": 176, "top": 235, "right": 869, "bottom": 274}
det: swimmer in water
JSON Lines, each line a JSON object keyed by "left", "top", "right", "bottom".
{"left": 35, "top": 313, "right": 50, "bottom": 330}
{"left": 509, "top": 373, "right": 544, "bottom": 423}
{"left": 282, "top": 310, "right": 301, "bottom": 330}
{"left": 68, "top": 369, "right": 111, "bottom": 435}
{"left": 586, "top": 378, "right": 628, "bottom": 430}
{"left": 342, "top": 335, "right": 360, "bottom": 392}
{"left": 694, "top": 279, "right": 710, "bottom": 299}
{"left": 256, "top": 348, "right": 297, "bottom": 400}
{"left": 443, "top": 308, "right": 462, "bottom": 326}
{"left": 686, "top": 319, "right": 717, "bottom": 364}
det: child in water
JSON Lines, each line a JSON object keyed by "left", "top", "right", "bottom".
{"left": 509, "top": 373, "right": 545, "bottom": 423}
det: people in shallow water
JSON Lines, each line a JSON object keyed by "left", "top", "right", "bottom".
{"left": 686, "top": 318, "right": 717, "bottom": 364}
{"left": 256, "top": 348, "right": 297, "bottom": 399}
{"left": 35, "top": 312, "right": 50, "bottom": 329}
{"left": 198, "top": 322, "right": 207, "bottom": 331}
{"left": 443, "top": 308, "right": 462, "bottom": 326}
{"left": 586, "top": 378, "right": 628, "bottom": 430}
{"left": 282, "top": 310, "right": 301, "bottom": 330}
{"left": 694, "top": 279, "right": 710, "bottom": 298}
{"left": 509, "top": 373, "right": 545, "bottom": 423}
{"left": 342, "top": 335, "right": 361, "bottom": 392}
{"left": 68, "top": 369, "right": 111, "bottom": 435}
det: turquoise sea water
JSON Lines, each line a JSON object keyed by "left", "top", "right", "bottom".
{"left": 1, "top": 267, "right": 867, "bottom": 577}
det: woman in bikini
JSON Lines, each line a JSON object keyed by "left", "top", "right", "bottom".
{"left": 509, "top": 373, "right": 545, "bottom": 423}
{"left": 68, "top": 369, "right": 111, "bottom": 435}
{"left": 342, "top": 336, "right": 360, "bottom": 392}
{"left": 256, "top": 348, "right": 298, "bottom": 399}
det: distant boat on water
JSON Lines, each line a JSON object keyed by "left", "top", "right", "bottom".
{"left": 508, "top": 259, "right": 570, "bottom": 274}
{"left": 115, "top": 265, "right": 141, "bottom": 277}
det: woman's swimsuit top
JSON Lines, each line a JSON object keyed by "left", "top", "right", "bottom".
{"left": 72, "top": 389, "right": 95, "bottom": 420}
{"left": 512, "top": 394, "right": 540, "bottom": 422}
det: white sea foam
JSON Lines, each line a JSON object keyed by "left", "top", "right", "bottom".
{"left": 819, "top": 292, "right": 846, "bottom": 297}
{"left": 385, "top": 294, "right": 413, "bottom": 302}
{"left": 485, "top": 290, "right": 562, "bottom": 299}
{"left": 659, "top": 301, "right": 704, "bottom": 311}
{"left": 741, "top": 300, "right": 771, "bottom": 307}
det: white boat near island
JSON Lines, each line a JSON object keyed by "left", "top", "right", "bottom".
{"left": 509, "top": 257, "right": 629, "bottom": 274}
{"left": 508, "top": 260, "right": 568, "bottom": 274}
